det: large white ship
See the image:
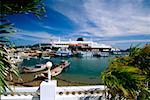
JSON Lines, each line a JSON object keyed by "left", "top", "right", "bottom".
{"left": 51, "top": 38, "right": 112, "bottom": 52}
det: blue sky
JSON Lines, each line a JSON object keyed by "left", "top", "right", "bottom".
{"left": 6, "top": 0, "right": 150, "bottom": 49}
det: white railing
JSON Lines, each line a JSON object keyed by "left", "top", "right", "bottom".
{"left": 0, "top": 81, "right": 106, "bottom": 100}
{"left": 56, "top": 85, "right": 106, "bottom": 100}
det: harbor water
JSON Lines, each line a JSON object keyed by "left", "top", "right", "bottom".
{"left": 20, "top": 56, "right": 113, "bottom": 85}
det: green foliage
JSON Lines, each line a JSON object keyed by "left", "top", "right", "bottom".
{"left": 102, "top": 64, "right": 146, "bottom": 99}
{"left": 129, "top": 44, "right": 141, "bottom": 57}
{"left": 132, "top": 44, "right": 150, "bottom": 71}
{"left": 0, "top": 0, "right": 46, "bottom": 17}
{"left": 102, "top": 44, "right": 150, "bottom": 99}
{"left": 0, "top": 46, "right": 19, "bottom": 94}
{"left": 138, "top": 88, "right": 150, "bottom": 100}
{"left": 0, "top": 16, "right": 16, "bottom": 45}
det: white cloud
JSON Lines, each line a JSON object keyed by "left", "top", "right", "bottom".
{"left": 11, "top": 29, "right": 57, "bottom": 43}
{"left": 83, "top": 0, "right": 150, "bottom": 37}
{"left": 51, "top": 0, "right": 150, "bottom": 37}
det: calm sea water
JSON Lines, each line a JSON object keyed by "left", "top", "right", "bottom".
{"left": 20, "top": 57, "right": 113, "bottom": 85}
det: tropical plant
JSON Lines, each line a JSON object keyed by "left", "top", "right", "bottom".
{"left": 0, "top": 46, "right": 19, "bottom": 94}
{"left": 0, "top": 0, "right": 46, "bottom": 17}
{"left": 102, "top": 44, "right": 150, "bottom": 99}
{"left": 131, "top": 44, "right": 150, "bottom": 71}
{"left": 102, "top": 60, "right": 146, "bottom": 99}
{"left": 138, "top": 88, "right": 150, "bottom": 100}
{"left": 0, "top": 0, "right": 46, "bottom": 94}
{"left": 128, "top": 44, "right": 141, "bottom": 58}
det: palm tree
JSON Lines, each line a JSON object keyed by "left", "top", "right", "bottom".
{"left": 0, "top": 0, "right": 46, "bottom": 94}
{"left": 0, "top": 46, "right": 19, "bottom": 94}
{"left": 102, "top": 45, "right": 149, "bottom": 99}
{"left": 102, "top": 65, "right": 146, "bottom": 99}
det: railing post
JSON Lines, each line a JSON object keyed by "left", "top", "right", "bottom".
{"left": 40, "top": 62, "right": 57, "bottom": 100}
{"left": 40, "top": 80, "right": 57, "bottom": 100}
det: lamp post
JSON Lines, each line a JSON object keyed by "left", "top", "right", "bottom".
{"left": 41, "top": 61, "right": 56, "bottom": 100}
{"left": 46, "top": 61, "right": 52, "bottom": 82}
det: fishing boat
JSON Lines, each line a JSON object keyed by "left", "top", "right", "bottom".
{"left": 22, "top": 65, "right": 47, "bottom": 73}
{"left": 22, "top": 60, "right": 70, "bottom": 73}
{"left": 56, "top": 48, "right": 72, "bottom": 57}
{"left": 34, "top": 60, "right": 70, "bottom": 79}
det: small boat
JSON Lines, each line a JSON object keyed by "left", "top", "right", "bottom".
{"left": 77, "top": 51, "right": 93, "bottom": 57}
{"left": 56, "top": 48, "right": 72, "bottom": 57}
{"left": 34, "top": 66, "right": 63, "bottom": 80}
{"left": 111, "top": 51, "right": 122, "bottom": 55}
{"left": 111, "top": 48, "right": 122, "bottom": 55}
{"left": 51, "top": 66, "right": 63, "bottom": 76}
{"left": 93, "top": 52, "right": 110, "bottom": 57}
{"left": 42, "top": 56, "right": 51, "bottom": 59}
{"left": 60, "top": 60, "right": 70, "bottom": 68}
{"left": 9, "top": 54, "right": 23, "bottom": 64}
{"left": 36, "top": 60, "right": 70, "bottom": 78}
{"left": 22, "top": 65, "right": 47, "bottom": 73}
{"left": 22, "top": 60, "right": 70, "bottom": 73}
{"left": 93, "top": 52, "right": 101, "bottom": 57}
{"left": 99, "top": 52, "right": 109, "bottom": 57}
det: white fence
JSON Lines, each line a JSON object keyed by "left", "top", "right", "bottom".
{"left": 0, "top": 80, "right": 106, "bottom": 100}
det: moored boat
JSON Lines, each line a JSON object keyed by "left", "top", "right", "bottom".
{"left": 22, "top": 65, "right": 47, "bottom": 73}
{"left": 99, "top": 52, "right": 109, "bottom": 57}
{"left": 60, "top": 60, "right": 70, "bottom": 68}
{"left": 42, "top": 56, "right": 51, "bottom": 59}
{"left": 22, "top": 60, "right": 70, "bottom": 73}
{"left": 34, "top": 60, "right": 70, "bottom": 79}
{"left": 56, "top": 48, "right": 72, "bottom": 57}
{"left": 76, "top": 51, "right": 93, "bottom": 57}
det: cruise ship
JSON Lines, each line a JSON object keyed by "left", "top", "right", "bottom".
{"left": 51, "top": 38, "right": 112, "bottom": 52}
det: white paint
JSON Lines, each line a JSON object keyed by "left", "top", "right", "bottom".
{"left": 40, "top": 80, "right": 57, "bottom": 100}
{"left": 6, "top": 86, "right": 39, "bottom": 93}
{"left": 56, "top": 85, "right": 105, "bottom": 92}
{"left": 0, "top": 95, "right": 33, "bottom": 100}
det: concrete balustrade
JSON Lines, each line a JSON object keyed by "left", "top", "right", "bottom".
{"left": 1, "top": 83, "right": 106, "bottom": 100}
